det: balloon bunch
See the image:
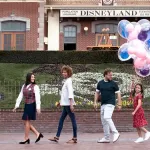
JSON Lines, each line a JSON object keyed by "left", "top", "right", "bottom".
{"left": 118, "top": 19, "right": 150, "bottom": 77}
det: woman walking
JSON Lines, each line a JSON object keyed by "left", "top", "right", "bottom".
{"left": 13, "top": 73, "right": 43, "bottom": 144}
{"left": 132, "top": 83, "right": 150, "bottom": 143}
{"left": 49, "top": 65, "right": 77, "bottom": 143}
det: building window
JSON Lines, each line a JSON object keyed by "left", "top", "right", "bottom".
{"left": 95, "top": 23, "right": 117, "bottom": 34}
{"left": 64, "top": 26, "right": 77, "bottom": 51}
{"left": 1, "top": 21, "right": 26, "bottom": 50}
{"left": 95, "top": 23, "right": 118, "bottom": 46}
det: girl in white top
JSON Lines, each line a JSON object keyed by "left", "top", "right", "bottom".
{"left": 13, "top": 73, "right": 43, "bottom": 144}
{"left": 49, "top": 65, "right": 77, "bottom": 144}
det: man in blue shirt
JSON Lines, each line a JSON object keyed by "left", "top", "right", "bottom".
{"left": 94, "top": 69, "right": 122, "bottom": 143}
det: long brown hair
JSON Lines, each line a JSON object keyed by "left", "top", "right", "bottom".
{"left": 132, "top": 83, "right": 144, "bottom": 97}
{"left": 25, "top": 73, "right": 36, "bottom": 86}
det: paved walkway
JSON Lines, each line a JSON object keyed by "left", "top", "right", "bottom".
{"left": 0, "top": 133, "right": 150, "bottom": 150}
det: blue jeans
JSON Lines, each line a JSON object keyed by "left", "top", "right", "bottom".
{"left": 56, "top": 106, "right": 77, "bottom": 138}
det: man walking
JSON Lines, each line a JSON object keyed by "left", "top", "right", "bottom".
{"left": 94, "top": 69, "right": 122, "bottom": 143}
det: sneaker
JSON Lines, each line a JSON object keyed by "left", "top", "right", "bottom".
{"left": 113, "top": 133, "right": 120, "bottom": 143}
{"left": 97, "top": 137, "right": 110, "bottom": 143}
{"left": 145, "top": 132, "right": 150, "bottom": 141}
{"left": 134, "top": 137, "right": 144, "bottom": 143}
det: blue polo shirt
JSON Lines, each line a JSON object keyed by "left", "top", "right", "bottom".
{"left": 96, "top": 80, "right": 120, "bottom": 106}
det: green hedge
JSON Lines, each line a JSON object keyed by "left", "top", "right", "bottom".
{"left": 0, "top": 51, "right": 133, "bottom": 64}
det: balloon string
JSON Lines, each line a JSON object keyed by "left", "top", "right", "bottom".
{"left": 128, "top": 75, "right": 135, "bottom": 101}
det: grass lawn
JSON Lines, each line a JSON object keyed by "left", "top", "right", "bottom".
{"left": 0, "top": 63, "right": 54, "bottom": 82}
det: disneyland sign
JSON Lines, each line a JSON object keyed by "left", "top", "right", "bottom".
{"left": 60, "top": 10, "right": 150, "bottom": 17}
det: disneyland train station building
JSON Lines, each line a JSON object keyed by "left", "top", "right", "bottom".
{"left": 45, "top": 0, "right": 150, "bottom": 51}
{"left": 0, "top": 0, "right": 150, "bottom": 51}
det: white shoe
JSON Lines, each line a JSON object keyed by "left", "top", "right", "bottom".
{"left": 145, "top": 132, "right": 150, "bottom": 141}
{"left": 97, "top": 137, "right": 110, "bottom": 143}
{"left": 134, "top": 137, "right": 144, "bottom": 143}
{"left": 113, "top": 133, "right": 120, "bottom": 143}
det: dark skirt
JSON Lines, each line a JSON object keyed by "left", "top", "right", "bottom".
{"left": 22, "top": 102, "right": 36, "bottom": 120}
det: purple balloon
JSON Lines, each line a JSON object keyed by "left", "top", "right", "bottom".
{"left": 138, "top": 31, "right": 148, "bottom": 41}
{"left": 135, "top": 67, "right": 150, "bottom": 77}
{"left": 140, "top": 68, "right": 150, "bottom": 76}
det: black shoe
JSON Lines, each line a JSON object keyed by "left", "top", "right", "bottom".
{"left": 19, "top": 139, "right": 30, "bottom": 144}
{"left": 35, "top": 133, "right": 44, "bottom": 143}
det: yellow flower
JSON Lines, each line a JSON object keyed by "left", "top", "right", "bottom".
{"left": 55, "top": 102, "right": 59, "bottom": 106}
{"left": 87, "top": 102, "right": 91, "bottom": 105}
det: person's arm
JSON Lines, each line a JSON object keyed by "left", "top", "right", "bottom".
{"left": 34, "top": 85, "right": 41, "bottom": 112}
{"left": 132, "top": 95, "right": 142, "bottom": 115}
{"left": 67, "top": 79, "right": 74, "bottom": 102}
{"left": 133, "top": 99, "right": 142, "bottom": 115}
{"left": 15, "top": 85, "right": 24, "bottom": 108}
{"left": 67, "top": 79, "right": 74, "bottom": 111}
{"left": 94, "top": 92, "right": 100, "bottom": 104}
{"left": 114, "top": 82, "right": 122, "bottom": 109}
{"left": 116, "top": 92, "right": 122, "bottom": 106}
{"left": 94, "top": 82, "right": 101, "bottom": 109}
{"left": 13, "top": 85, "right": 24, "bottom": 112}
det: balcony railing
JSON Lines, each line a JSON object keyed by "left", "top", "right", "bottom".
{"left": 46, "top": 0, "right": 150, "bottom": 6}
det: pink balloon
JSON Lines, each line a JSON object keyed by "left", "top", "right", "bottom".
{"left": 146, "top": 53, "right": 150, "bottom": 64}
{"left": 128, "top": 47, "right": 136, "bottom": 55}
{"left": 147, "top": 58, "right": 150, "bottom": 64}
{"left": 135, "top": 24, "right": 142, "bottom": 33}
{"left": 129, "top": 39, "right": 143, "bottom": 48}
{"left": 134, "top": 58, "right": 146, "bottom": 69}
{"left": 131, "top": 54, "right": 136, "bottom": 59}
{"left": 128, "top": 30, "right": 138, "bottom": 41}
{"left": 135, "top": 48, "right": 147, "bottom": 58}
{"left": 129, "top": 39, "right": 147, "bottom": 58}
{"left": 126, "top": 23, "right": 134, "bottom": 33}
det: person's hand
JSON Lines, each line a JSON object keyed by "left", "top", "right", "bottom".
{"left": 117, "top": 105, "right": 122, "bottom": 111}
{"left": 70, "top": 105, "right": 74, "bottom": 112}
{"left": 132, "top": 111, "right": 135, "bottom": 116}
{"left": 12, "top": 108, "right": 17, "bottom": 112}
{"left": 93, "top": 103, "right": 97, "bottom": 110}
{"left": 37, "top": 109, "right": 41, "bottom": 114}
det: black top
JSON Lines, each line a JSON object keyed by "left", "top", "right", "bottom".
{"left": 96, "top": 80, "right": 119, "bottom": 106}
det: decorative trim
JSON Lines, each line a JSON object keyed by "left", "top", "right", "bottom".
{"left": 91, "top": 20, "right": 118, "bottom": 33}
{"left": 0, "top": 16, "right": 30, "bottom": 31}
{"left": 45, "top": 5, "right": 150, "bottom": 10}
{"left": 60, "top": 21, "right": 81, "bottom": 33}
